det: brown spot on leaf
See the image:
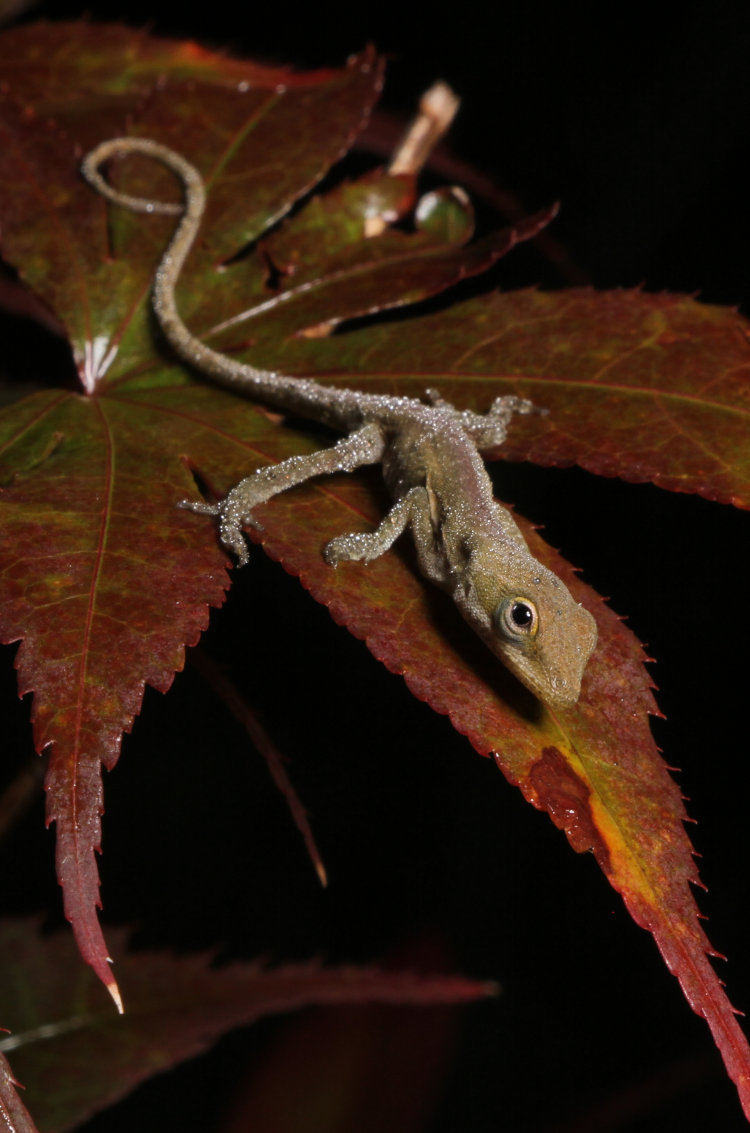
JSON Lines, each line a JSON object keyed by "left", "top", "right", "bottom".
{"left": 528, "top": 746, "right": 610, "bottom": 869}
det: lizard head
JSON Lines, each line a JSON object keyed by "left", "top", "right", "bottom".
{"left": 457, "top": 536, "right": 598, "bottom": 709}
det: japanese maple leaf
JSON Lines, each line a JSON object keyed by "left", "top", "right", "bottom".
{"left": 1, "top": 20, "right": 750, "bottom": 1122}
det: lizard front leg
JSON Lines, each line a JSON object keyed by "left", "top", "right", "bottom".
{"left": 324, "top": 484, "right": 446, "bottom": 580}
{"left": 181, "top": 422, "right": 385, "bottom": 564}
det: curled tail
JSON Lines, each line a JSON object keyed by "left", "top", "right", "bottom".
{"left": 82, "top": 137, "right": 347, "bottom": 418}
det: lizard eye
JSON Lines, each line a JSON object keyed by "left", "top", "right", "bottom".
{"left": 496, "top": 597, "right": 539, "bottom": 639}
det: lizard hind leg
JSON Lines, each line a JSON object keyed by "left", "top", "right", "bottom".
{"left": 180, "top": 422, "right": 386, "bottom": 566}
{"left": 466, "top": 395, "right": 542, "bottom": 449}
{"left": 422, "top": 389, "right": 539, "bottom": 449}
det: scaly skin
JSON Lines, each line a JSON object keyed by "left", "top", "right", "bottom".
{"left": 82, "top": 137, "right": 597, "bottom": 708}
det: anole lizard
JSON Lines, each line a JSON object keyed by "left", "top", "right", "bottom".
{"left": 81, "top": 137, "right": 597, "bottom": 709}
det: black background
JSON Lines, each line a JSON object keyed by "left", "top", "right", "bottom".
{"left": 2, "top": 2, "right": 750, "bottom": 1130}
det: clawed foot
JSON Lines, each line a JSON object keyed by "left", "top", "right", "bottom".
{"left": 323, "top": 530, "right": 379, "bottom": 566}
{"left": 487, "top": 395, "right": 544, "bottom": 419}
{"left": 178, "top": 495, "right": 263, "bottom": 567}
{"left": 178, "top": 498, "right": 220, "bottom": 517}
{"left": 422, "top": 391, "right": 544, "bottom": 447}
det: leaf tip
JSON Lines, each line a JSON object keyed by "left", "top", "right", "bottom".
{"left": 105, "top": 972, "right": 124, "bottom": 1015}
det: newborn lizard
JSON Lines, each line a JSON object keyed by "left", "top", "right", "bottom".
{"left": 82, "top": 137, "right": 597, "bottom": 709}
